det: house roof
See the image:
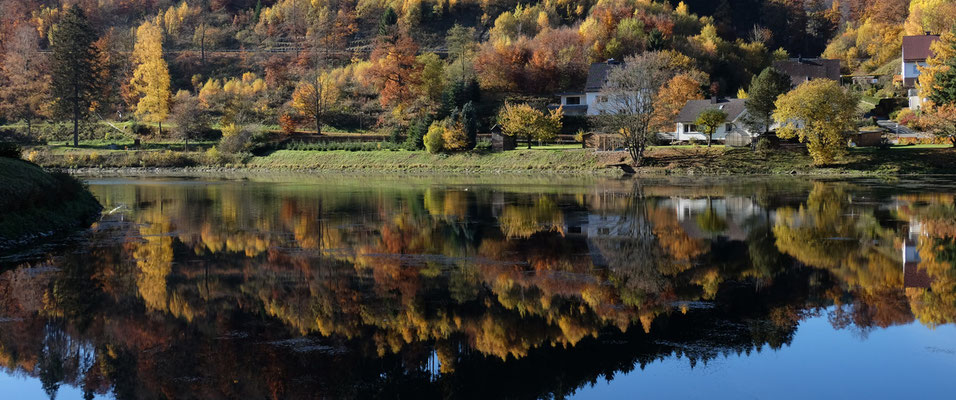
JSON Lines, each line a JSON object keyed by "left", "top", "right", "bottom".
{"left": 676, "top": 98, "right": 746, "bottom": 123}
{"left": 902, "top": 35, "right": 940, "bottom": 62}
{"left": 585, "top": 60, "right": 622, "bottom": 92}
{"left": 903, "top": 262, "right": 933, "bottom": 289}
{"left": 772, "top": 58, "right": 841, "bottom": 86}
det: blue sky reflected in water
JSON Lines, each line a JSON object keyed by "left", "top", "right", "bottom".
{"left": 575, "top": 313, "right": 956, "bottom": 399}
{"left": 0, "top": 373, "right": 108, "bottom": 400}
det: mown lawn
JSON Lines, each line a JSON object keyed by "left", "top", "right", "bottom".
{"left": 20, "top": 140, "right": 956, "bottom": 176}
{"left": 641, "top": 145, "right": 956, "bottom": 175}
{"left": 247, "top": 149, "right": 625, "bottom": 173}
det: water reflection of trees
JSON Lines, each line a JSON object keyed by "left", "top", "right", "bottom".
{"left": 0, "top": 179, "right": 953, "bottom": 399}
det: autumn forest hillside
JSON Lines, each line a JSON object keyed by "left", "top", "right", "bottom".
{"left": 0, "top": 0, "right": 953, "bottom": 140}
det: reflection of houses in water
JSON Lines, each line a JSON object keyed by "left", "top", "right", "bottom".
{"left": 902, "top": 219, "right": 932, "bottom": 289}
{"left": 559, "top": 196, "right": 774, "bottom": 267}
{"left": 562, "top": 211, "right": 655, "bottom": 268}
{"left": 664, "top": 196, "right": 771, "bottom": 241}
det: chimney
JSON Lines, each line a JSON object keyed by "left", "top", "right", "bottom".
{"left": 710, "top": 96, "right": 718, "bottom": 104}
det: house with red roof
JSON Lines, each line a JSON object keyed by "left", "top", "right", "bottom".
{"left": 902, "top": 35, "right": 939, "bottom": 89}
{"left": 902, "top": 34, "right": 940, "bottom": 109}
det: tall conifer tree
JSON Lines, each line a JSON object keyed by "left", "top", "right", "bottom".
{"left": 50, "top": 6, "right": 101, "bottom": 147}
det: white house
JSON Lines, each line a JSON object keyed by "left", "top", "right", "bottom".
{"left": 901, "top": 34, "right": 940, "bottom": 110}
{"left": 671, "top": 98, "right": 755, "bottom": 144}
{"left": 554, "top": 60, "right": 622, "bottom": 116}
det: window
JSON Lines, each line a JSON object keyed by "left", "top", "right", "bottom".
{"left": 565, "top": 96, "right": 580, "bottom": 105}
{"left": 725, "top": 123, "right": 734, "bottom": 131}
{"left": 684, "top": 124, "right": 697, "bottom": 133}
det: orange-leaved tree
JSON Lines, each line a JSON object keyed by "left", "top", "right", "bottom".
{"left": 292, "top": 71, "right": 340, "bottom": 135}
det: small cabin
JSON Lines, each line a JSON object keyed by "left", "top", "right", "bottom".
{"left": 490, "top": 125, "right": 516, "bottom": 151}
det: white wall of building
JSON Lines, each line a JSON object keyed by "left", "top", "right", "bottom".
{"left": 674, "top": 121, "right": 751, "bottom": 142}
{"left": 586, "top": 92, "right": 608, "bottom": 116}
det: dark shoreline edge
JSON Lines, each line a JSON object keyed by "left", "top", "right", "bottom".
{"left": 0, "top": 159, "right": 103, "bottom": 253}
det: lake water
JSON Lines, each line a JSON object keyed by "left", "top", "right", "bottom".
{"left": 1, "top": 175, "right": 955, "bottom": 399}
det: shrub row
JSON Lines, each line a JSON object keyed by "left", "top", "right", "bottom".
{"left": 283, "top": 141, "right": 403, "bottom": 152}
{"left": 25, "top": 148, "right": 247, "bottom": 168}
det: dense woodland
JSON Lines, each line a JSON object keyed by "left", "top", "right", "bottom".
{"left": 1, "top": 0, "right": 955, "bottom": 151}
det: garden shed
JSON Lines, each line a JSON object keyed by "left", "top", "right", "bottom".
{"left": 490, "top": 125, "right": 516, "bottom": 151}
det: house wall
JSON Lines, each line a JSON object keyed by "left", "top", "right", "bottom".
{"left": 585, "top": 92, "right": 607, "bottom": 116}
{"left": 674, "top": 121, "right": 753, "bottom": 142}
{"left": 909, "top": 95, "right": 923, "bottom": 110}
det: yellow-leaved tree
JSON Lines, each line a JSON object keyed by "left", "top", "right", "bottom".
{"left": 904, "top": 0, "right": 956, "bottom": 36}
{"left": 131, "top": 20, "right": 171, "bottom": 134}
{"left": 291, "top": 71, "right": 340, "bottom": 135}
{"left": 773, "top": 80, "right": 859, "bottom": 165}
{"left": 918, "top": 28, "right": 956, "bottom": 104}
{"left": 496, "top": 103, "right": 563, "bottom": 149}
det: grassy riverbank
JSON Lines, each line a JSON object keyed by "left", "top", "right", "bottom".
{"left": 21, "top": 143, "right": 956, "bottom": 175}
{"left": 641, "top": 145, "right": 956, "bottom": 175}
{"left": 0, "top": 157, "right": 102, "bottom": 250}
{"left": 246, "top": 148, "right": 625, "bottom": 172}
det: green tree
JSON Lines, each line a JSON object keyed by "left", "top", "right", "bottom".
{"left": 50, "top": 6, "right": 101, "bottom": 147}
{"left": 404, "top": 114, "right": 433, "bottom": 150}
{"left": 773, "top": 80, "right": 859, "bottom": 165}
{"left": 424, "top": 120, "right": 445, "bottom": 153}
{"left": 927, "top": 57, "right": 956, "bottom": 107}
{"left": 446, "top": 24, "right": 477, "bottom": 81}
{"left": 378, "top": 7, "right": 398, "bottom": 36}
{"left": 441, "top": 78, "right": 480, "bottom": 118}
{"left": 694, "top": 108, "right": 727, "bottom": 147}
{"left": 460, "top": 101, "right": 478, "bottom": 148}
{"left": 418, "top": 52, "right": 446, "bottom": 104}
{"left": 742, "top": 67, "right": 792, "bottom": 142}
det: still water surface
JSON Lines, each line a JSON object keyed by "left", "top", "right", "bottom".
{"left": 1, "top": 175, "right": 955, "bottom": 399}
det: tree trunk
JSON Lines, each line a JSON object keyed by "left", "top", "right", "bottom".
{"left": 629, "top": 142, "right": 644, "bottom": 167}
{"left": 527, "top": 133, "right": 532, "bottom": 149}
{"left": 707, "top": 132, "right": 712, "bottom": 147}
{"left": 185, "top": 136, "right": 188, "bottom": 152}
{"left": 73, "top": 102, "right": 79, "bottom": 147}
{"left": 200, "top": 26, "right": 206, "bottom": 67}
{"left": 159, "top": 121, "right": 163, "bottom": 136}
